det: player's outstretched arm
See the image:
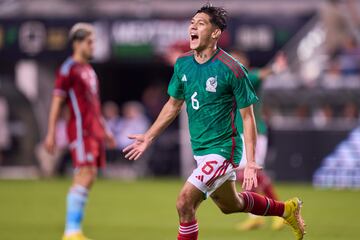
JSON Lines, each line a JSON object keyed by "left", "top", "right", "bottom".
{"left": 240, "top": 105, "right": 262, "bottom": 190}
{"left": 123, "top": 97, "right": 184, "bottom": 160}
{"left": 259, "top": 52, "right": 288, "bottom": 80}
{"left": 44, "top": 95, "right": 65, "bottom": 154}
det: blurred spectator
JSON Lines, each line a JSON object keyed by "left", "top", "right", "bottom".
{"left": 322, "top": 58, "right": 342, "bottom": 88}
{"left": 313, "top": 104, "right": 334, "bottom": 127}
{"left": 320, "top": 0, "right": 352, "bottom": 56}
{"left": 295, "top": 104, "right": 311, "bottom": 121}
{"left": 0, "top": 97, "right": 10, "bottom": 164}
{"left": 337, "top": 36, "right": 360, "bottom": 75}
{"left": 36, "top": 107, "right": 69, "bottom": 177}
{"left": 342, "top": 101, "right": 359, "bottom": 122}
{"left": 103, "top": 101, "right": 122, "bottom": 141}
{"left": 142, "top": 83, "right": 167, "bottom": 121}
{"left": 103, "top": 101, "right": 151, "bottom": 179}
{"left": 117, "top": 101, "right": 150, "bottom": 150}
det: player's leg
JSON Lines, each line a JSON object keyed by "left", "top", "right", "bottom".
{"left": 64, "top": 167, "right": 97, "bottom": 240}
{"left": 210, "top": 180, "right": 305, "bottom": 239}
{"left": 63, "top": 138, "right": 101, "bottom": 240}
{"left": 211, "top": 180, "right": 284, "bottom": 217}
{"left": 176, "top": 182, "right": 204, "bottom": 240}
{"left": 237, "top": 168, "right": 284, "bottom": 229}
{"left": 237, "top": 134, "right": 284, "bottom": 230}
{"left": 235, "top": 169, "right": 265, "bottom": 230}
{"left": 176, "top": 153, "right": 233, "bottom": 240}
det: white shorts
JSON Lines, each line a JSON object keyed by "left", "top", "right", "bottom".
{"left": 239, "top": 134, "right": 268, "bottom": 168}
{"left": 187, "top": 154, "right": 236, "bottom": 199}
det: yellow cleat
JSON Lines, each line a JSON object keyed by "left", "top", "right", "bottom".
{"left": 283, "top": 198, "right": 306, "bottom": 240}
{"left": 271, "top": 216, "right": 285, "bottom": 230}
{"left": 62, "top": 232, "right": 92, "bottom": 240}
{"left": 235, "top": 216, "right": 265, "bottom": 231}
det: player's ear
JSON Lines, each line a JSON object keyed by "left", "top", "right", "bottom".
{"left": 212, "top": 28, "right": 222, "bottom": 39}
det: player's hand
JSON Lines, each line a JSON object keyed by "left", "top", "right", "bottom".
{"left": 122, "top": 134, "right": 151, "bottom": 161}
{"left": 242, "top": 162, "right": 262, "bottom": 191}
{"left": 44, "top": 134, "right": 56, "bottom": 155}
{"left": 105, "top": 132, "right": 116, "bottom": 149}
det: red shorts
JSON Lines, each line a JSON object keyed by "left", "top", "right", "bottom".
{"left": 69, "top": 136, "right": 106, "bottom": 169}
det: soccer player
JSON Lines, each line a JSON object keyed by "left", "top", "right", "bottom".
{"left": 230, "top": 50, "right": 287, "bottom": 230}
{"left": 123, "top": 4, "right": 305, "bottom": 240}
{"left": 44, "top": 23, "right": 115, "bottom": 240}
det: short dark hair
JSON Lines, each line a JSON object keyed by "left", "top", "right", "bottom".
{"left": 196, "top": 3, "right": 228, "bottom": 31}
{"left": 69, "top": 23, "right": 93, "bottom": 44}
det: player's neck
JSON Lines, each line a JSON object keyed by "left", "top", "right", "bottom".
{"left": 194, "top": 45, "right": 218, "bottom": 64}
{"left": 72, "top": 53, "right": 88, "bottom": 64}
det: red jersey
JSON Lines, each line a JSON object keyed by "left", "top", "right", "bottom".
{"left": 54, "top": 57, "right": 105, "bottom": 143}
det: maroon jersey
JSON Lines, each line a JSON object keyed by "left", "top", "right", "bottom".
{"left": 54, "top": 57, "right": 105, "bottom": 144}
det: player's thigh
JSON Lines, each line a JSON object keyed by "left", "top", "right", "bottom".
{"left": 210, "top": 180, "right": 244, "bottom": 213}
{"left": 70, "top": 137, "right": 101, "bottom": 188}
{"left": 188, "top": 154, "right": 234, "bottom": 198}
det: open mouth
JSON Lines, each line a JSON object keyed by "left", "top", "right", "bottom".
{"left": 190, "top": 33, "right": 199, "bottom": 41}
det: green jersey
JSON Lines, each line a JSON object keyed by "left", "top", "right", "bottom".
{"left": 236, "top": 69, "right": 267, "bottom": 135}
{"left": 168, "top": 49, "right": 258, "bottom": 166}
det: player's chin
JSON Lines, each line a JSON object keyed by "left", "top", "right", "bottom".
{"left": 189, "top": 41, "right": 200, "bottom": 50}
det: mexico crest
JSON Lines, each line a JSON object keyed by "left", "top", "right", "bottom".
{"left": 206, "top": 76, "right": 217, "bottom": 92}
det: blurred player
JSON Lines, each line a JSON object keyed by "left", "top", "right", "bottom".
{"left": 123, "top": 4, "right": 305, "bottom": 240}
{"left": 44, "top": 23, "right": 115, "bottom": 240}
{"left": 230, "top": 50, "right": 287, "bottom": 230}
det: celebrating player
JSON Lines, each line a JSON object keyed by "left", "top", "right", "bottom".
{"left": 123, "top": 4, "right": 305, "bottom": 240}
{"left": 230, "top": 50, "right": 287, "bottom": 231}
{"left": 44, "top": 23, "right": 115, "bottom": 240}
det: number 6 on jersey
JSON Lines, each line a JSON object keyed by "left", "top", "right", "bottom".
{"left": 191, "top": 91, "right": 200, "bottom": 110}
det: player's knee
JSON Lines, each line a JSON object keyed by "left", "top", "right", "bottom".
{"left": 219, "top": 206, "right": 234, "bottom": 214}
{"left": 217, "top": 202, "right": 243, "bottom": 214}
{"left": 75, "top": 168, "right": 97, "bottom": 188}
{"left": 176, "top": 193, "right": 195, "bottom": 216}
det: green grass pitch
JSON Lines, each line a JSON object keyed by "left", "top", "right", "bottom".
{"left": 0, "top": 179, "right": 357, "bottom": 240}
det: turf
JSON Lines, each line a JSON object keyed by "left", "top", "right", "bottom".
{"left": 0, "top": 179, "right": 358, "bottom": 240}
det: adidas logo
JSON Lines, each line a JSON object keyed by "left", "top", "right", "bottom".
{"left": 195, "top": 175, "right": 204, "bottom": 182}
{"left": 181, "top": 74, "right": 187, "bottom": 82}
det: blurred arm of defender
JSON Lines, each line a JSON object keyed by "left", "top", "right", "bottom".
{"left": 240, "top": 105, "right": 262, "bottom": 190}
{"left": 123, "top": 97, "right": 184, "bottom": 161}
{"left": 44, "top": 95, "right": 65, "bottom": 154}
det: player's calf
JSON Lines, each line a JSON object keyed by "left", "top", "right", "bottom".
{"left": 239, "top": 192, "right": 284, "bottom": 216}
{"left": 64, "top": 167, "right": 97, "bottom": 237}
{"left": 211, "top": 192, "right": 244, "bottom": 214}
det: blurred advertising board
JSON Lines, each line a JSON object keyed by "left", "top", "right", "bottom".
{"left": 0, "top": 14, "right": 312, "bottom": 65}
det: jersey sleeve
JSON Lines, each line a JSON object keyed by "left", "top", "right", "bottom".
{"left": 167, "top": 61, "right": 185, "bottom": 100}
{"left": 230, "top": 67, "right": 258, "bottom": 109}
{"left": 53, "top": 71, "right": 71, "bottom": 97}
